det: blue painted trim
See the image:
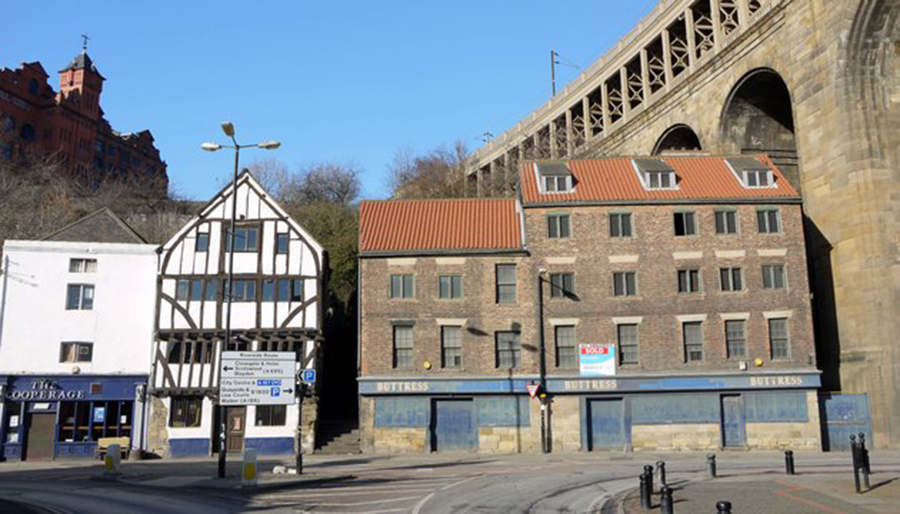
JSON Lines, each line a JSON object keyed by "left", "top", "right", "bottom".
{"left": 3, "top": 375, "right": 149, "bottom": 402}
{"left": 244, "top": 437, "right": 294, "bottom": 455}
{"left": 55, "top": 442, "right": 97, "bottom": 459}
{"left": 169, "top": 438, "right": 210, "bottom": 458}
{"left": 360, "top": 378, "right": 532, "bottom": 395}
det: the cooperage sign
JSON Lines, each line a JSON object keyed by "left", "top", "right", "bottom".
{"left": 5, "top": 380, "right": 86, "bottom": 401}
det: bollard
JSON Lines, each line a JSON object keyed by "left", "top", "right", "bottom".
{"left": 716, "top": 501, "right": 733, "bottom": 513}
{"left": 707, "top": 453, "right": 717, "bottom": 479}
{"left": 850, "top": 434, "right": 861, "bottom": 494}
{"left": 859, "top": 433, "right": 871, "bottom": 489}
{"left": 785, "top": 450, "right": 795, "bottom": 475}
{"left": 639, "top": 473, "right": 652, "bottom": 510}
{"left": 657, "top": 460, "right": 667, "bottom": 487}
{"left": 644, "top": 465, "right": 655, "bottom": 494}
{"left": 242, "top": 449, "right": 258, "bottom": 488}
{"left": 103, "top": 443, "right": 121, "bottom": 477}
{"left": 660, "top": 485, "right": 674, "bottom": 514}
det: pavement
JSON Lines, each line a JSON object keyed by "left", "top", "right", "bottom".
{"left": 0, "top": 451, "right": 899, "bottom": 513}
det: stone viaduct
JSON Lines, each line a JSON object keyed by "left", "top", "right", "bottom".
{"left": 468, "top": 0, "right": 900, "bottom": 448}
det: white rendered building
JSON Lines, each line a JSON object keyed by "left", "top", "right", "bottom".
{"left": 149, "top": 171, "right": 325, "bottom": 458}
{"left": 0, "top": 209, "right": 157, "bottom": 460}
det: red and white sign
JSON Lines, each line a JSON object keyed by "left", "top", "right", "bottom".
{"left": 526, "top": 383, "right": 540, "bottom": 398}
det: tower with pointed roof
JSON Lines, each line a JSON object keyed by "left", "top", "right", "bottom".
{"left": 58, "top": 50, "right": 104, "bottom": 121}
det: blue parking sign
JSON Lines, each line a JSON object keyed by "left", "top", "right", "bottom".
{"left": 301, "top": 369, "right": 316, "bottom": 384}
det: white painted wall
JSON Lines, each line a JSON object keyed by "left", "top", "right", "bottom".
{"left": 0, "top": 240, "right": 158, "bottom": 375}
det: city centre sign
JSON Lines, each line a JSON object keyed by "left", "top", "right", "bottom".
{"left": 220, "top": 352, "right": 296, "bottom": 406}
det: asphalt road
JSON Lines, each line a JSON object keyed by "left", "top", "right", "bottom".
{"left": 1, "top": 452, "right": 898, "bottom": 513}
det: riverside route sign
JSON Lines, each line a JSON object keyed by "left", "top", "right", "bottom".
{"left": 220, "top": 351, "right": 296, "bottom": 406}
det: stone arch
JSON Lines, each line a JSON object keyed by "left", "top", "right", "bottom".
{"left": 652, "top": 124, "right": 703, "bottom": 155}
{"left": 720, "top": 68, "right": 798, "bottom": 189}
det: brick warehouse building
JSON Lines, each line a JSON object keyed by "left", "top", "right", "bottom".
{"left": 358, "top": 155, "right": 821, "bottom": 453}
{"left": 0, "top": 48, "right": 167, "bottom": 190}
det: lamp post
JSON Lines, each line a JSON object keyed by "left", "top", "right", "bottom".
{"left": 536, "top": 268, "right": 549, "bottom": 454}
{"left": 202, "top": 122, "right": 280, "bottom": 479}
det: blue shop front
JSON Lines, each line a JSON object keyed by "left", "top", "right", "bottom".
{"left": 0, "top": 375, "right": 147, "bottom": 461}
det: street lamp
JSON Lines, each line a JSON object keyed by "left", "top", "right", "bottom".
{"left": 536, "top": 268, "right": 550, "bottom": 454}
{"left": 202, "top": 121, "right": 279, "bottom": 479}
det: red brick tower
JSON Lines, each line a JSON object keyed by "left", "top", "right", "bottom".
{"left": 57, "top": 50, "right": 104, "bottom": 122}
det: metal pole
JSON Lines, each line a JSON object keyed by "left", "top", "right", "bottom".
{"left": 785, "top": 450, "right": 795, "bottom": 475}
{"left": 551, "top": 49, "right": 557, "bottom": 97}
{"left": 296, "top": 382, "right": 305, "bottom": 474}
{"left": 218, "top": 143, "right": 240, "bottom": 479}
{"left": 707, "top": 453, "right": 717, "bottom": 478}
{"left": 660, "top": 485, "right": 673, "bottom": 514}
{"left": 537, "top": 272, "right": 548, "bottom": 454}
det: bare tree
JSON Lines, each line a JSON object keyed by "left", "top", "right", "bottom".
{"left": 284, "top": 163, "right": 361, "bottom": 206}
{"left": 387, "top": 141, "right": 472, "bottom": 199}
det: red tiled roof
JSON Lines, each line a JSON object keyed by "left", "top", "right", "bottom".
{"left": 360, "top": 199, "right": 522, "bottom": 254}
{"left": 519, "top": 155, "right": 800, "bottom": 205}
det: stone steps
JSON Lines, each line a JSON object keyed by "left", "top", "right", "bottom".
{"left": 315, "top": 421, "right": 360, "bottom": 454}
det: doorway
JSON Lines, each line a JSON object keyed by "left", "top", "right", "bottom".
{"left": 721, "top": 395, "right": 746, "bottom": 448}
{"left": 587, "top": 399, "right": 626, "bottom": 450}
{"left": 24, "top": 413, "right": 55, "bottom": 460}
{"left": 225, "top": 407, "right": 246, "bottom": 453}
{"left": 431, "top": 399, "right": 476, "bottom": 452}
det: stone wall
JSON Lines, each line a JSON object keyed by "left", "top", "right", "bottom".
{"left": 632, "top": 424, "right": 720, "bottom": 452}
{"left": 147, "top": 396, "right": 170, "bottom": 459}
{"left": 550, "top": 396, "right": 582, "bottom": 452}
{"left": 745, "top": 390, "right": 821, "bottom": 450}
{"left": 373, "top": 428, "right": 427, "bottom": 453}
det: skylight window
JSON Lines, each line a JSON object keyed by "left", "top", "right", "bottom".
{"left": 633, "top": 159, "right": 678, "bottom": 191}
{"left": 537, "top": 162, "right": 573, "bottom": 194}
{"left": 728, "top": 158, "right": 776, "bottom": 189}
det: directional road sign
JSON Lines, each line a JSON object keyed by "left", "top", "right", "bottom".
{"left": 220, "top": 351, "right": 296, "bottom": 406}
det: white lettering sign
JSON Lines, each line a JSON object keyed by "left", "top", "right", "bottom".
{"left": 220, "top": 351, "right": 297, "bottom": 406}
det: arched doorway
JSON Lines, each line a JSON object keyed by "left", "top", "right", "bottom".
{"left": 652, "top": 124, "right": 703, "bottom": 155}
{"left": 721, "top": 68, "right": 799, "bottom": 190}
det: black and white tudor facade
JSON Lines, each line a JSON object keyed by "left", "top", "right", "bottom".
{"left": 149, "top": 171, "right": 326, "bottom": 458}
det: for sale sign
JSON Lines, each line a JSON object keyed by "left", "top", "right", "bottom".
{"left": 579, "top": 344, "right": 616, "bottom": 376}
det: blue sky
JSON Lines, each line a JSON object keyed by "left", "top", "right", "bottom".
{"left": 4, "top": 1, "right": 658, "bottom": 200}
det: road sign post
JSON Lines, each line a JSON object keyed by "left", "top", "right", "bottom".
{"left": 527, "top": 383, "right": 540, "bottom": 399}
{"left": 220, "top": 352, "right": 297, "bottom": 406}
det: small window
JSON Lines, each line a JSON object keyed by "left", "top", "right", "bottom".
{"left": 169, "top": 396, "right": 203, "bottom": 428}
{"left": 262, "top": 279, "right": 276, "bottom": 301}
{"left": 175, "top": 279, "right": 189, "bottom": 301}
{"left": 496, "top": 331, "right": 521, "bottom": 368}
{"left": 543, "top": 175, "right": 572, "bottom": 193}
{"left": 719, "top": 267, "right": 743, "bottom": 292}
{"left": 190, "top": 279, "right": 204, "bottom": 301}
{"left": 69, "top": 258, "right": 97, "bottom": 273}
{"left": 547, "top": 214, "right": 572, "bottom": 239}
{"left": 276, "top": 278, "right": 304, "bottom": 302}
{"left": 390, "top": 274, "right": 415, "bottom": 299}
{"left": 613, "top": 271, "right": 637, "bottom": 297}
{"left": 438, "top": 275, "right": 463, "bottom": 299}
{"left": 769, "top": 318, "right": 791, "bottom": 360}
{"left": 256, "top": 405, "right": 286, "bottom": 426}
{"left": 28, "top": 78, "right": 39, "bottom": 95}
{"left": 441, "top": 326, "right": 462, "bottom": 369}
{"left": 554, "top": 325, "right": 577, "bottom": 367}
{"left": 196, "top": 233, "right": 210, "bottom": 252}
{"left": 677, "top": 269, "right": 701, "bottom": 294}
{"left": 762, "top": 264, "right": 786, "bottom": 290}
{"left": 225, "top": 226, "right": 259, "bottom": 252}
{"left": 496, "top": 264, "right": 517, "bottom": 304}
{"left": 225, "top": 279, "right": 257, "bottom": 302}
{"left": 538, "top": 162, "right": 573, "bottom": 193}
{"left": 66, "top": 284, "right": 94, "bottom": 310}
{"left": 276, "top": 233, "right": 289, "bottom": 254}
{"left": 634, "top": 158, "right": 677, "bottom": 190}
{"left": 393, "top": 325, "right": 414, "bottom": 368}
{"left": 618, "top": 324, "right": 639, "bottom": 365}
{"left": 725, "top": 320, "right": 747, "bottom": 359}
{"left": 757, "top": 207, "right": 781, "bottom": 234}
{"left": 610, "top": 212, "right": 633, "bottom": 238}
{"left": 205, "top": 279, "right": 218, "bottom": 301}
{"left": 728, "top": 158, "right": 774, "bottom": 188}
{"left": 20, "top": 123, "right": 35, "bottom": 141}
{"left": 674, "top": 211, "right": 697, "bottom": 236}
{"left": 549, "top": 273, "right": 576, "bottom": 298}
{"left": 715, "top": 210, "right": 738, "bottom": 235}
{"left": 683, "top": 322, "right": 704, "bottom": 362}
{"left": 59, "top": 342, "right": 93, "bottom": 363}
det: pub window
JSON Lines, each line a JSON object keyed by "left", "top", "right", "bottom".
{"left": 195, "top": 232, "right": 210, "bottom": 252}
{"left": 683, "top": 321, "right": 704, "bottom": 362}
{"left": 495, "top": 331, "right": 521, "bottom": 368}
{"left": 58, "top": 401, "right": 133, "bottom": 442}
{"left": 255, "top": 405, "right": 286, "bottom": 426}
{"left": 769, "top": 318, "right": 791, "bottom": 360}
{"left": 69, "top": 258, "right": 97, "bottom": 273}
{"left": 715, "top": 210, "right": 739, "bottom": 235}
{"left": 547, "top": 213, "right": 572, "bottom": 239}
{"left": 60, "top": 342, "right": 93, "bottom": 363}
{"left": 393, "top": 325, "right": 414, "bottom": 368}
{"left": 674, "top": 211, "right": 697, "bottom": 236}
{"left": 276, "top": 233, "right": 289, "bottom": 254}
{"left": 725, "top": 320, "right": 747, "bottom": 359}
{"left": 5, "top": 403, "right": 21, "bottom": 444}
{"left": 554, "top": 325, "right": 577, "bottom": 368}
{"left": 549, "top": 273, "right": 576, "bottom": 298}
{"left": 496, "top": 264, "right": 517, "bottom": 304}
{"left": 66, "top": 284, "right": 94, "bottom": 310}
{"left": 618, "top": 324, "right": 640, "bottom": 365}
{"left": 609, "top": 212, "right": 633, "bottom": 238}
{"left": 225, "top": 226, "right": 259, "bottom": 252}
{"left": 169, "top": 396, "right": 203, "bottom": 428}
{"left": 441, "top": 326, "right": 462, "bottom": 368}
{"left": 389, "top": 274, "right": 415, "bottom": 299}
{"left": 438, "top": 275, "right": 463, "bottom": 299}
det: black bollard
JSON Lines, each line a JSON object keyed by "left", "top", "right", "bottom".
{"left": 639, "top": 473, "right": 652, "bottom": 510}
{"left": 660, "top": 486, "right": 674, "bottom": 514}
{"left": 850, "top": 434, "right": 861, "bottom": 494}
{"left": 716, "top": 501, "right": 733, "bottom": 513}
{"left": 657, "top": 460, "right": 667, "bottom": 487}
{"left": 707, "top": 453, "right": 717, "bottom": 478}
{"left": 785, "top": 450, "right": 795, "bottom": 475}
{"left": 859, "top": 433, "right": 871, "bottom": 489}
{"left": 644, "top": 465, "right": 655, "bottom": 494}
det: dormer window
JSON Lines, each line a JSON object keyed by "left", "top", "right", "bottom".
{"left": 537, "top": 162, "right": 573, "bottom": 194}
{"left": 633, "top": 159, "right": 677, "bottom": 190}
{"left": 728, "top": 158, "right": 776, "bottom": 189}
